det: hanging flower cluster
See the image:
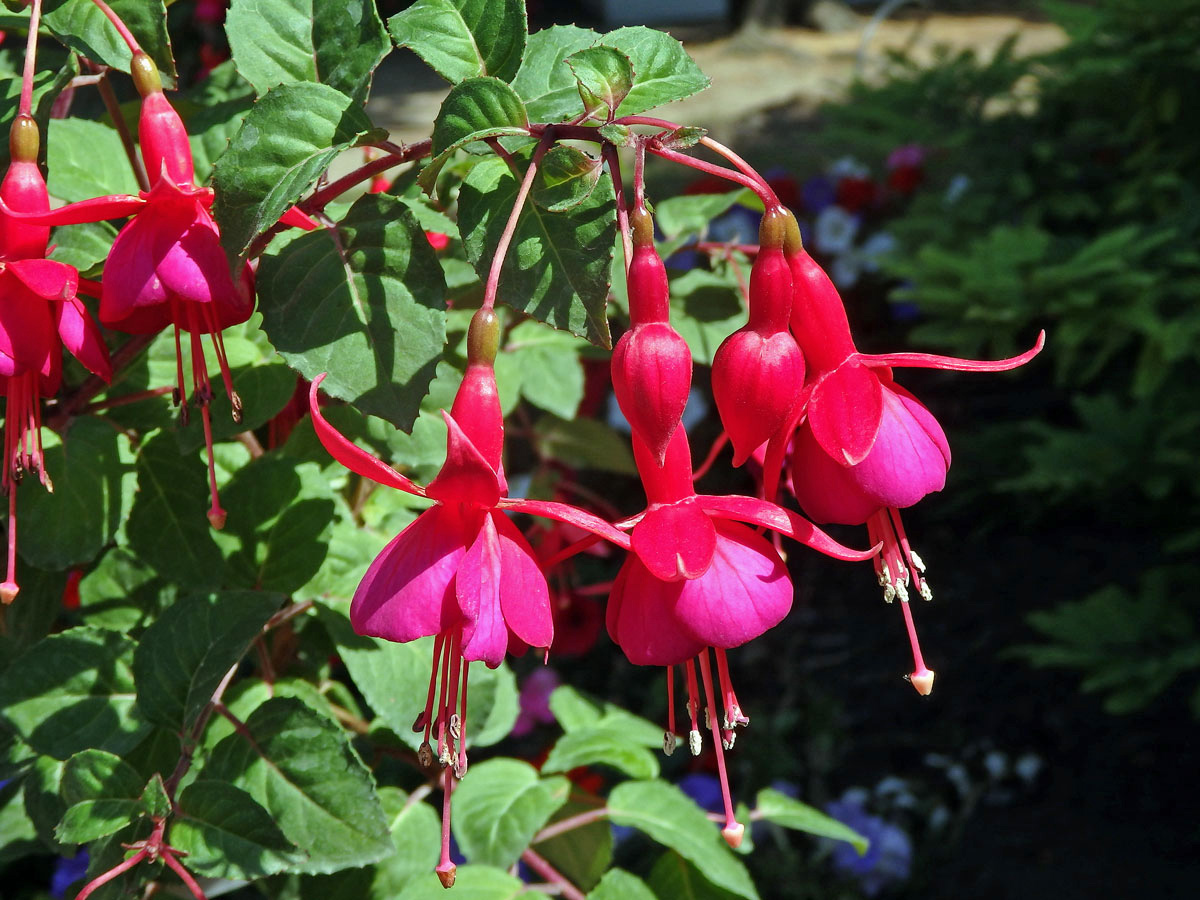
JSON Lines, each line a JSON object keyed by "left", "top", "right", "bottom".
{"left": 0, "top": 1, "right": 1046, "bottom": 893}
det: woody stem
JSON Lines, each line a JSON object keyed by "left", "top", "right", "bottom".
{"left": 85, "top": 0, "right": 142, "bottom": 53}
{"left": 481, "top": 130, "right": 554, "bottom": 313}
{"left": 18, "top": 0, "right": 43, "bottom": 117}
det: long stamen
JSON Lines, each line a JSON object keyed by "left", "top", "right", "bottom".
{"left": 455, "top": 655, "right": 469, "bottom": 778}
{"left": 684, "top": 660, "right": 702, "bottom": 756}
{"left": 443, "top": 632, "right": 462, "bottom": 769}
{"left": 900, "top": 596, "right": 935, "bottom": 696}
{"left": 714, "top": 648, "right": 748, "bottom": 747}
{"left": 663, "top": 665, "right": 677, "bottom": 755}
{"left": 201, "top": 303, "right": 241, "bottom": 422}
{"left": 697, "top": 650, "right": 744, "bottom": 848}
{"left": 888, "top": 506, "right": 931, "bottom": 600}
{"left": 415, "top": 632, "right": 446, "bottom": 767}
{"left": 434, "top": 630, "right": 454, "bottom": 764}
{"left": 870, "top": 509, "right": 936, "bottom": 695}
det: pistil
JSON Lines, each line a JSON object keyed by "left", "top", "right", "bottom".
{"left": 867, "top": 508, "right": 936, "bottom": 695}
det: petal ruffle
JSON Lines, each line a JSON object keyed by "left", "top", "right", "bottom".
{"left": 698, "top": 493, "right": 879, "bottom": 560}
{"left": 457, "top": 512, "right": 508, "bottom": 668}
{"left": 351, "top": 504, "right": 469, "bottom": 642}
{"left": 674, "top": 521, "right": 792, "bottom": 649}
{"left": 493, "top": 512, "right": 553, "bottom": 653}
{"left": 308, "top": 375, "right": 426, "bottom": 496}
{"left": 607, "top": 555, "right": 705, "bottom": 667}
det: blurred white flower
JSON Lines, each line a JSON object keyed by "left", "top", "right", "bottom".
{"left": 814, "top": 205, "right": 861, "bottom": 255}
{"left": 944, "top": 173, "right": 971, "bottom": 205}
{"left": 860, "top": 231, "right": 898, "bottom": 272}
{"left": 829, "top": 156, "right": 870, "bottom": 179}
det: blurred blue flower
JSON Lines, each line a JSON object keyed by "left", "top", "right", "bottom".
{"left": 678, "top": 772, "right": 723, "bottom": 813}
{"left": 50, "top": 850, "right": 90, "bottom": 899}
{"left": 824, "top": 792, "right": 912, "bottom": 897}
{"left": 802, "top": 176, "right": 836, "bottom": 215}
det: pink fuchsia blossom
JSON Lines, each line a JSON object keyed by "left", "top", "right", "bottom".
{"left": 308, "top": 308, "right": 628, "bottom": 887}
{"left": 787, "top": 245, "right": 1044, "bottom": 694}
{"left": 1, "top": 115, "right": 111, "bottom": 604}
{"left": 0, "top": 52, "right": 256, "bottom": 530}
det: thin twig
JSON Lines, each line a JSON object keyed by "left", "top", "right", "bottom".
{"left": 96, "top": 70, "right": 149, "bottom": 190}
{"left": 532, "top": 808, "right": 609, "bottom": 844}
{"left": 520, "top": 848, "right": 587, "bottom": 900}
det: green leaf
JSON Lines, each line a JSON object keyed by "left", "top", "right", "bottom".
{"left": 670, "top": 269, "right": 745, "bottom": 366}
{"left": 655, "top": 126, "right": 708, "bottom": 151}
{"left": 536, "top": 800, "right": 612, "bottom": 892}
{"left": 503, "top": 320, "right": 587, "bottom": 418}
{"left": 46, "top": 118, "right": 141, "bottom": 202}
{"left": 216, "top": 458, "right": 337, "bottom": 592}
{"left": 317, "top": 605, "right": 519, "bottom": 749}
{"left": 56, "top": 750, "right": 144, "bottom": 844}
{"left": 213, "top": 81, "right": 386, "bottom": 259}
{"left": 202, "top": 696, "right": 392, "bottom": 873}
{"left": 533, "top": 417, "right": 636, "bottom": 474}
{"left": 548, "top": 686, "right": 663, "bottom": 746}
{"left": 132, "top": 590, "right": 282, "bottom": 731}
{"left": 371, "top": 787, "right": 443, "bottom": 895}
{"left": 41, "top": 0, "right": 176, "bottom": 87}
{"left": 48, "top": 221, "right": 119, "bottom": 276}
{"left": 512, "top": 25, "right": 601, "bottom": 122}
{"left": 647, "top": 852, "right": 742, "bottom": 900}
{"left": 22, "top": 755, "right": 67, "bottom": 852}
{"left": 388, "top": 0, "right": 527, "bottom": 84}
{"left": 140, "top": 774, "right": 171, "bottom": 820}
{"left": 258, "top": 192, "right": 448, "bottom": 431}
{"left": 566, "top": 46, "right": 634, "bottom": 121}
{"left": 532, "top": 145, "right": 602, "bottom": 213}
{"left": 126, "top": 431, "right": 226, "bottom": 589}
{"left": 654, "top": 190, "right": 757, "bottom": 242}
{"left": 0, "top": 627, "right": 149, "bottom": 760}
{"left": 171, "top": 780, "right": 300, "bottom": 879}
{"left": 542, "top": 727, "right": 659, "bottom": 780}
{"left": 0, "top": 783, "right": 38, "bottom": 866}
{"left": 226, "top": 0, "right": 390, "bottom": 101}
{"left": 16, "top": 417, "right": 135, "bottom": 570}
{"left": 77, "top": 548, "right": 167, "bottom": 633}
{"left": 420, "top": 77, "right": 529, "bottom": 195}
{"left": 396, "top": 865, "right": 528, "bottom": 899}
{"left": 589, "top": 869, "right": 657, "bottom": 900}
{"left": 608, "top": 781, "right": 758, "bottom": 900}
{"left": 451, "top": 759, "right": 570, "bottom": 868}
{"left": 603, "top": 27, "right": 710, "bottom": 117}
{"left": 459, "top": 153, "right": 616, "bottom": 346}
{"left": 755, "top": 787, "right": 870, "bottom": 854}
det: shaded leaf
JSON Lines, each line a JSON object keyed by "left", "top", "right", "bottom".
{"left": 589, "top": 869, "right": 657, "bottom": 900}
{"left": 532, "top": 145, "right": 602, "bottom": 213}
{"left": 56, "top": 750, "right": 144, "bottom": 843}
{"left": 756, "top": 787, "right": 869, "bottom": 854}
{"left": 451, "top": 759, "right": 570, "bottom": 868}
{"left": 172, "top": 780, "right": 300, "bottom": 879}
{"left": 533, "top": 417, "right": 636, "bottom": 474}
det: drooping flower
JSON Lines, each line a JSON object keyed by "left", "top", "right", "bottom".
{"left": 308, "top": 308, "right": 628, "bottom": 887}
{"left": 1, "top": 114, "right": 111, "bottom": 604}
{"left": 0, "top": 51, "right": 255, "bottom": 529}
{"left": 787, "top": 244, "right": 1044, "bottom": 693}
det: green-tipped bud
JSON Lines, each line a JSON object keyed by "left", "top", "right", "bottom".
{"left": 8, "top": 115, "right": 39, "bottom": 163}
{"left": 782, "top": 208, "right": 802, "bottom": 255}
{"left": 758, "top": 205, "right": 791, "bottom": 251}
{"left": 130, "top": 52, "right": 163, "bottom": 97}
{"left": 467, "top": 308, "right": 500, "bottom": 365}
{"left": 630, "top": 205, "right": 655, "bottom": 248}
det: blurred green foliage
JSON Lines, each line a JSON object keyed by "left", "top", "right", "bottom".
{"left": 813, "top": 0, "right": 1200, "bottom": 714}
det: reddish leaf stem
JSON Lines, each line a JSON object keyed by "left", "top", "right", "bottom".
{"left": 646, "top": 143, "right": 776, "bottom": 208}
{"left": 603, "top": 143, "right": 632, "bottom": 275}
{"left": 95, "top": 68, "right": 150, "bottom": 191}
{"left": 162, "top": 852, "right": 208, "bottom": 900}
{"left": 74, "top": 848, "right": 149, "bottom": 900}
{"left": 520, "top": 848, "right": 587, "bottom": 900}
{"left": 531, "top": 807, "right": 609, "bottom": 843}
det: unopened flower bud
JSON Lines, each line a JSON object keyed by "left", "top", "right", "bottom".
{"left": 8, "top": 115, "right": 39, "bottom": 164}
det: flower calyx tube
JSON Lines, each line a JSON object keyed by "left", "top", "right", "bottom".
{"left": 610, "top": 205, "right": 693, "bottom": 465}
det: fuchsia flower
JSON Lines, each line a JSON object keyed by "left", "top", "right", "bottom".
{"left": 0, "top": 52, "right": 254, "bottom": 529}
{"left": 608, "top": 203, "right": 877, "bottom": 847}
{"left": 308, "top": 308, "right": 628, "bottom": 887}
{"left": 1, "top": 115, "right": 111, "bottom": 604}
{"left": 787, "top": 244, "right": 1044, "bottom": 694}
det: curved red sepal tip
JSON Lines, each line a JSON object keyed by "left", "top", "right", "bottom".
{"left": 697, "top": 494, "right": 881, "bottom": 561}
{"left": 498, "top": 497, "right": 632, "bottom": 550}
{"left": 857, "top": 330, "right": 1045, "bottom": 372}
{"left": 307, "top": 374, "right": 425, "bottom": 496}
{"left": 0, "top": 192, "right": 146, "bottom": 226}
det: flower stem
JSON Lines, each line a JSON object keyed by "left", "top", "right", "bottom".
{"left": 603, "top": 143, "right": 632, "bottom": 275}
{"left": 520, "top": 848, "right": 587, "bottom": 900}
{"left": 86, "top": 0, "right": 141, "bottom": 54}
{"left": 74, "top": 848, "right": 149, "bottom": 900}
{"left": 646, "top": 143, "right": 776, "bottom": 208}
{"left": 481, "top": 131, "right": 554, "bottom": 313}
{"left": 162, "top": 852, "right": 208, "bottom": 900}
{"left": 18, "top": 0, "right": 44, "bottom": 118}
